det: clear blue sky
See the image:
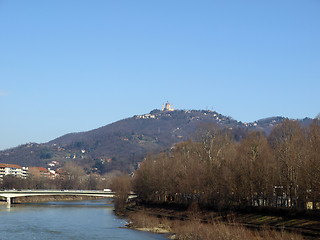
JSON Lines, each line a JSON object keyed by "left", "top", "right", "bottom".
{"left": 1, "top": 0, "right": 319, "bottom": 150}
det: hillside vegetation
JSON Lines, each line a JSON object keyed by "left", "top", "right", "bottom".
{"left": 0, "top": 109, "right": 313, "bottom": 173}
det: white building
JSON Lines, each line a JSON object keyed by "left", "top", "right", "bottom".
{"left": 0, "top": 163, "right": 28, "bottom": 180}
{"left": 162, "top": 101, "right": 174, "bottom": 111}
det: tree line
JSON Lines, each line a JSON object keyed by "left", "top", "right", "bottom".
{"left": 0, "top": 162, "right": 119, "bottom": 191}
{"left": 133, "top": 119, "right": 320, "bottom": 211}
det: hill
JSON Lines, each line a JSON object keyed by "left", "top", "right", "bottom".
{"left": 0, "top": 109, "right": 313, "bottom": 173}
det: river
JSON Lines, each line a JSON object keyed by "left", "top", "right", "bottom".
{"left": 0, "top": 200, "right": 167, "bottom": 240}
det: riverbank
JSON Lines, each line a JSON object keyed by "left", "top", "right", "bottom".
{"left": 123, "top": 203, "right": 320, "bottom": 239}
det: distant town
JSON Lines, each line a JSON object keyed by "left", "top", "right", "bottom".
{"left": 0, "top": 162, "right": 62, "bottom": 181}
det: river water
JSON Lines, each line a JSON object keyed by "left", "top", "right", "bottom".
{"left": 0, "top": 200, "right": 167, "bottom": 240}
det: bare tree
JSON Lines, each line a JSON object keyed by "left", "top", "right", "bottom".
{"left": 234, "top": 131, "right": 275, "bottom": 207}
{"left": 268, "top": 119, "right": 305, "bottom": 209}
{"left": 111, "top": 174, "right": 132, "bottom": 212}
{"left": 62, "top": 162, "right": 87, "bottom": 189}
{"left": 305, "top": 119, "right": 320, "bottom": 209}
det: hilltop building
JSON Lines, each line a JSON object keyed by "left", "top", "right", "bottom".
{"left": 162, "top": 101, "right": 174, "bottom": 111}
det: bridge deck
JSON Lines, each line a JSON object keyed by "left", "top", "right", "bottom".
{"left": 0, "top": 190, "right": 137, "bottom": 205}
{"left": 0, "top": 190, "right": 115, "bottom": 199}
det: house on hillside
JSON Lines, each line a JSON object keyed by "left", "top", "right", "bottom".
{"left": 0, "top": 163, "right": 28, "bottom": 180}
{"left": 29, "top": 167, "right": 61, "bottom": 179}
{"left": 28, "top": 167, "right": 49, "bottom": 179}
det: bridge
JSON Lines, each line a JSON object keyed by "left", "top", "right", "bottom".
{"left": 0, "top": 190, "right": 122, "bottom": 205}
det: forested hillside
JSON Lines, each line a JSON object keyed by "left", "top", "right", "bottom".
{"left": 0, "top": 109, "right": 313, "bottom": 173}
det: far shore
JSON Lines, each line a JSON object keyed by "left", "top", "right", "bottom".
{"left": 0, "top": 195, "right": 105, "bottom": 204}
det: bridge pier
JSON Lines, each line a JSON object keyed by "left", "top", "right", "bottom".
{"left": 7, "top": 197, "right": 11, "bottom": 205}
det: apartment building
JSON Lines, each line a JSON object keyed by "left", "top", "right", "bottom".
{"left": 0, "top": 163, "right": 28, "bottom": 180}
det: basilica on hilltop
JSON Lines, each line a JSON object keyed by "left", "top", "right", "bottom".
{"left": 162, "top": 101, "right": 174, "bottom": 111}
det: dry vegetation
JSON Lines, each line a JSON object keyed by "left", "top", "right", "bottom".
{"left": 133, "top": 119, "right": 320, "bottom": 212}
{"left": 110, "top": 174, "right": 132, "bottom": 213}
{"left": 109, "top": 119, "right": 320, "bottom": 239}
{"left": 127, "top": 211, "right": 304, "bottom": 240}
